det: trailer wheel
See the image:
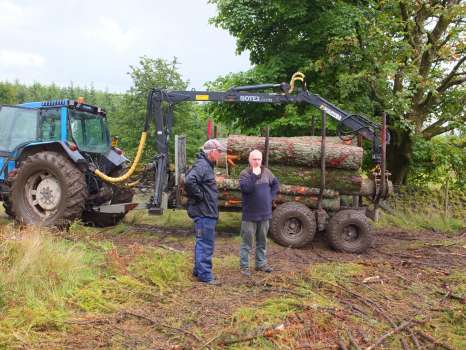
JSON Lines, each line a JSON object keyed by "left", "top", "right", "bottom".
{"left": 270, "top": 202, "right": 316, "bottom": 248}
{"left": 10, "top": 151, "right": 87, "bottom": 226}
{"left": 82, "top": 168, "right": 135, "bottom": 227}
{"left": 326, "top": 209, "right": 373, "bottom": 253}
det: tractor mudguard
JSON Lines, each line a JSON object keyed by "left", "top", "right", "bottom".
{"left": 21, "top": 141, "right": 88, "bottom": 167}
{"left": 103, "top": 148, "right": 129, "bottom": 167}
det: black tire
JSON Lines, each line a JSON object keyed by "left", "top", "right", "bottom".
{"left": 3, "top": 196, "right": 14, "bottom": 218}
{"left": 326, "top": 209, "right": 373, "bottom": 253}
{"left": 10, "top": 151, "right": 87, "bottom": 226}
{"left": 270, "top": 202, "right": 316, "bottom": 248}
{"left": 82, "top": 168, "right": 135, "bottom": 227}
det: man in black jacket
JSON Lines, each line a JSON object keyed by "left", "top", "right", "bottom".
{"left": 184, "top": 139, "right": 226, "bottom": 284}
{"left": 239, "top": 149, "right": 279, "bottom": 276}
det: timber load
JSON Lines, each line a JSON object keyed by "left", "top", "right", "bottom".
{"left": 217, "top": 135, "right": 363, "bottom": 170}
{"left": 182, "top": 135, "right": 392, "bottom": 212}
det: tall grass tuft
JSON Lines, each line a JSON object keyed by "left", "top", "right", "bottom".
{"left": 0, "top": 226, "right": 99, "bottom": 346}
{"left": 377, "top": 207, "right": 465, "bottom": 233}
{"left": 129, "top": 247, "right": 190, "bottom": 292}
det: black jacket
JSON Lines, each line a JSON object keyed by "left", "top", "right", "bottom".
{"left": 184, "top": 152, "right": 219, "bottom": 219}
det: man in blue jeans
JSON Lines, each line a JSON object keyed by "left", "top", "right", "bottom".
{"left": 184, "top": 139, "right": 226, "bottom": 285}
{"left": 239, "top": 149, "right": 279, "bottom": 276}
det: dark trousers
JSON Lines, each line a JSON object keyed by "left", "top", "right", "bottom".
{"left": 240, "top": 220, "right": 269, "bottom": 269}
{"left": 193, "top": 217, "right": 217, "bottom": 282}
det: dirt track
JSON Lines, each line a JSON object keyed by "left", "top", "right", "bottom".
{"left": 44, "top": 225, "right": 465, "bottom": 349}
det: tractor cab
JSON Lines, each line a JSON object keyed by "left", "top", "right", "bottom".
{"left": 15, "top": 99, "right": 111, "bottom": 154}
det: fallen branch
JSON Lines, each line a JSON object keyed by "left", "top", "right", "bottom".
{"left": 338, "top": 336, "right": 348, "bottom": 350}
{"left": 121, "top": 310, "right": 201, "bottom": 342}
{"left": 415, "top": 330, "right": 457, "bottom": 350}
{"left": 155, "top": 244, "right": 185, "bottom": 253}
{"left": 197, "top": 333, "right": 222, "bottom": 350}
{"left": 365, "top": 320, "right": 415, "bottom": 350}
{"left": 222, "top": 333, "right": 264, "bottom": 346}
{"left": 347, "top": 331, "right": 361, "bottom": 350}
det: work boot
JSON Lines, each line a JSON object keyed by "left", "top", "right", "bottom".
{"left": 240, "top": 268, "right": 251, "bottom": 277}
{"left": 255, "top": 265, "right": 273, "bottom": 273}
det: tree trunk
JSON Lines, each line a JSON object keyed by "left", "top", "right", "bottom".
{"left": 387, "top": 127, "right": 413, "bottom": 185}
{"left": 218, "top": 135, "right": 363, "bottom": 170}
{"left": 215, "top": 176, "right": 339, "bottom": 197}
{"left": 180, "top": 192, "right": 340, "bottom": 211}
{"left": 219, "top": 165, "right": 365, "bottom": 194}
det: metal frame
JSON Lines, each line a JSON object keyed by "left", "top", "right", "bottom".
{"left": 145, "top": 79, "right": 391, "bottom": 213}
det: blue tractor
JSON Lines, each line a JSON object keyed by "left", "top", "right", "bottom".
{"left": 0, "top": 99, "right": 134, "bottom": 227}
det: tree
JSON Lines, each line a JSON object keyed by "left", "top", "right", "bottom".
{"left": 210, "top": 0, "right": 465, "bottom": 184}
{"left": 111, "top": 56, "right": 205, "bottom": 162}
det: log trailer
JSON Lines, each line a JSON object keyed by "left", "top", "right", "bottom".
{"left": 141, "top": 72, "right": 391, "bottom": 253}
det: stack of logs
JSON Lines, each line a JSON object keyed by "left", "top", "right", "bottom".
{"left": 183, "top": 135, "right": 390, "bottom": 211}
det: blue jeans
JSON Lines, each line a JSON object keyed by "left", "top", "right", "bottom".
{"left": 240, "top": 220, "right": 269, "bottom": 269}
{"left": 193, "top": 217, "right": 217, "bottom": 282}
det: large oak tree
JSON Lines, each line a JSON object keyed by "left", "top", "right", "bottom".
{"left": 210, "top": 0, "right": 465, "bottom": 184}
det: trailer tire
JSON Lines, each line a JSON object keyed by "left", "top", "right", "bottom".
{"left": 10, "top": 151, "right": 87, "bottom": 226}
{"left": 270, "top": 202, "right": 316, "bottom": 248}
{"left": 326, "top": 209, "right": 373, "bottom": 253}
{"left": 82, "top": 168, "right": 135, "bottom": 227}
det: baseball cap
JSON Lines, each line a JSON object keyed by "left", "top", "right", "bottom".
{"left": 202, "top": 139, "right": 227, "bottom": 152}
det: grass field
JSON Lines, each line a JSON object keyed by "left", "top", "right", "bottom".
{"left": 0, "top": 205, "right": 464, "bottom": 349}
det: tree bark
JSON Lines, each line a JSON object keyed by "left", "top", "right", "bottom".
{"left": 181, "top": 192, "right": 341, "bottom": 211}
{"left": 219, "top": 165, "right": 365, "bottom": 194}
{"left": 387, "top": 127, "right": 413, "bottom": 185}
{"left": 215, "top": 176, "right": 339, "bottom": 197}
{"left": 218, "top": 135, "right": 363, "bottom": 170}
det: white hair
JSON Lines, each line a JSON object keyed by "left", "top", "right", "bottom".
{"left": 249, "top": 149, "right": 262, "bottom": 160}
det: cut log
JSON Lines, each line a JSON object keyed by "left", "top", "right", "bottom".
{"left": 217, "top": 135, "right": 363, "bottom": 170}
{"left": 181, "top": 192, "right": 340, "bottom": 211}
{"left": 215, "top": 176, "right": 339, "bottom": 198}
{"left": 217, "top": 165, "right": 364, "bottom": 194}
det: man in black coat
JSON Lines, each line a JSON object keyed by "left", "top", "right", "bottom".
{"left": 184, "top": 139, "right": 226, "bottom": 284}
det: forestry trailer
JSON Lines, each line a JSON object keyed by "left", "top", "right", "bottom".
{"left": 143, "top": 72, "right": 391, "bottom": 253}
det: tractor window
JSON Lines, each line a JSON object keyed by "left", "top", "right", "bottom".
{"left": 39, "top": 109, "right": 61, "bottom": 141}
{"left": 0, "top": 106, "right": 39, "bottom": 152}
{"left": 70, "top": 110, "right": 110, "bottom": 153}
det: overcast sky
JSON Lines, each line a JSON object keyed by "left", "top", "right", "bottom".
{"left": 0, "top": 0, "right": 251, "bottom": 92}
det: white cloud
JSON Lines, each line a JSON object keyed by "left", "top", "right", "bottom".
{"left": 89, "top": 17, "right": 140, "bottom": 52}
{"left": 0, "top": 1, "right": 30, "bottom": 28}
{"left": 0, "top": 50, "right": 45, "bottom": 67}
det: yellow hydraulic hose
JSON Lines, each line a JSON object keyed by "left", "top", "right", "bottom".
{"left": 94, "top": 131, "right": 147, "bottom": 183}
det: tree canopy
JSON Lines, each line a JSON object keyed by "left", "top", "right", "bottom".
{"left": 209, "top": 0, "right": 465, "bottom": 183}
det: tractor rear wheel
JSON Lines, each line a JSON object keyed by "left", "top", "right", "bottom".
{"left": 326, "top": 209, "right": 373, "bottom": 253}
{"left": 270, "top": 202, "right": 316, "bottom": 248}
{"left": 10, "top": 151, "right": 87, "bottom": 226}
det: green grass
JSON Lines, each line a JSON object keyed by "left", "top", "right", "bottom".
{"left": 73, "top": 274, "right": 157, "bottom": 313}
{"left": 124, "top": 208, "right": 241, "bottom": 233}
{"left": 129, "top": 247, "right": 191, "bottom": 292}
{"left": 306, "top": 262, "right": 365, "bottom": 285}
{"left": 376, "top": 207, "right": 465, "bottom": 233}
{"left": 0, "top": 227, "right": 102, "bottom": 346}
